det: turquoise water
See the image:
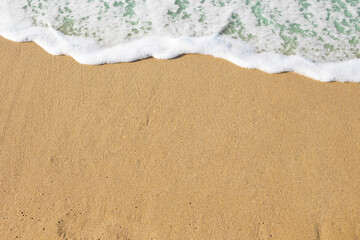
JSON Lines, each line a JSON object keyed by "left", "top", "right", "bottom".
{"left": 20, "top": 0, "right": 360, "bottom": 62}
{"left": 1, "top": 0, "right": 360, "bottom": 81}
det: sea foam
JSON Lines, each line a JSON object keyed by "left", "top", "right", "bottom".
{"left": 1, "top": 0, "right": 360, "bottom": 82}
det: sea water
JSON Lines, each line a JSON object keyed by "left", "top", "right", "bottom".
{"left": 1, "top": 0, "right": 360, "bottom": 82}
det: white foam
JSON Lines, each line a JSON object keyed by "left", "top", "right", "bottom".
{"left": 1, "top": 0, "right": 360, "bottom": 82}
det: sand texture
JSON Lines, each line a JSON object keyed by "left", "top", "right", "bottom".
{"left": 0, "top": 37, "right": 360, "bottom": 239}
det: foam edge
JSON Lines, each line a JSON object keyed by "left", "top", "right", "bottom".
{"left": 1, "top": 23, "right": 360, "bottom": 83}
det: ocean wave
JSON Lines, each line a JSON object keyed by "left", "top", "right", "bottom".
{"left": 1, "top": 0, "right": 360, "bottom": 82}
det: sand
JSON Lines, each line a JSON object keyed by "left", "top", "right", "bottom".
{"left": 0, "top": 36, "right": 360, "bottom": 240}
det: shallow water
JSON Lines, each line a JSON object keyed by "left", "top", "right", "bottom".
{"left": 1, "top": 0, "right": 360, "bottom": 81}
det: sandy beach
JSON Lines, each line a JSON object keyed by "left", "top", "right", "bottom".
{"left": 0, "top": 36, "right": 360, "bottom": 239}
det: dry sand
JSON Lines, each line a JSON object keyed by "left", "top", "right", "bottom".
{"left": 0, "top": 36, "right": 360, "bottom": 239}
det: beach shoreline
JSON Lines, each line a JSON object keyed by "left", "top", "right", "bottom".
{"left": 1, "top": 37, "right": 360, "bottom": 239}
